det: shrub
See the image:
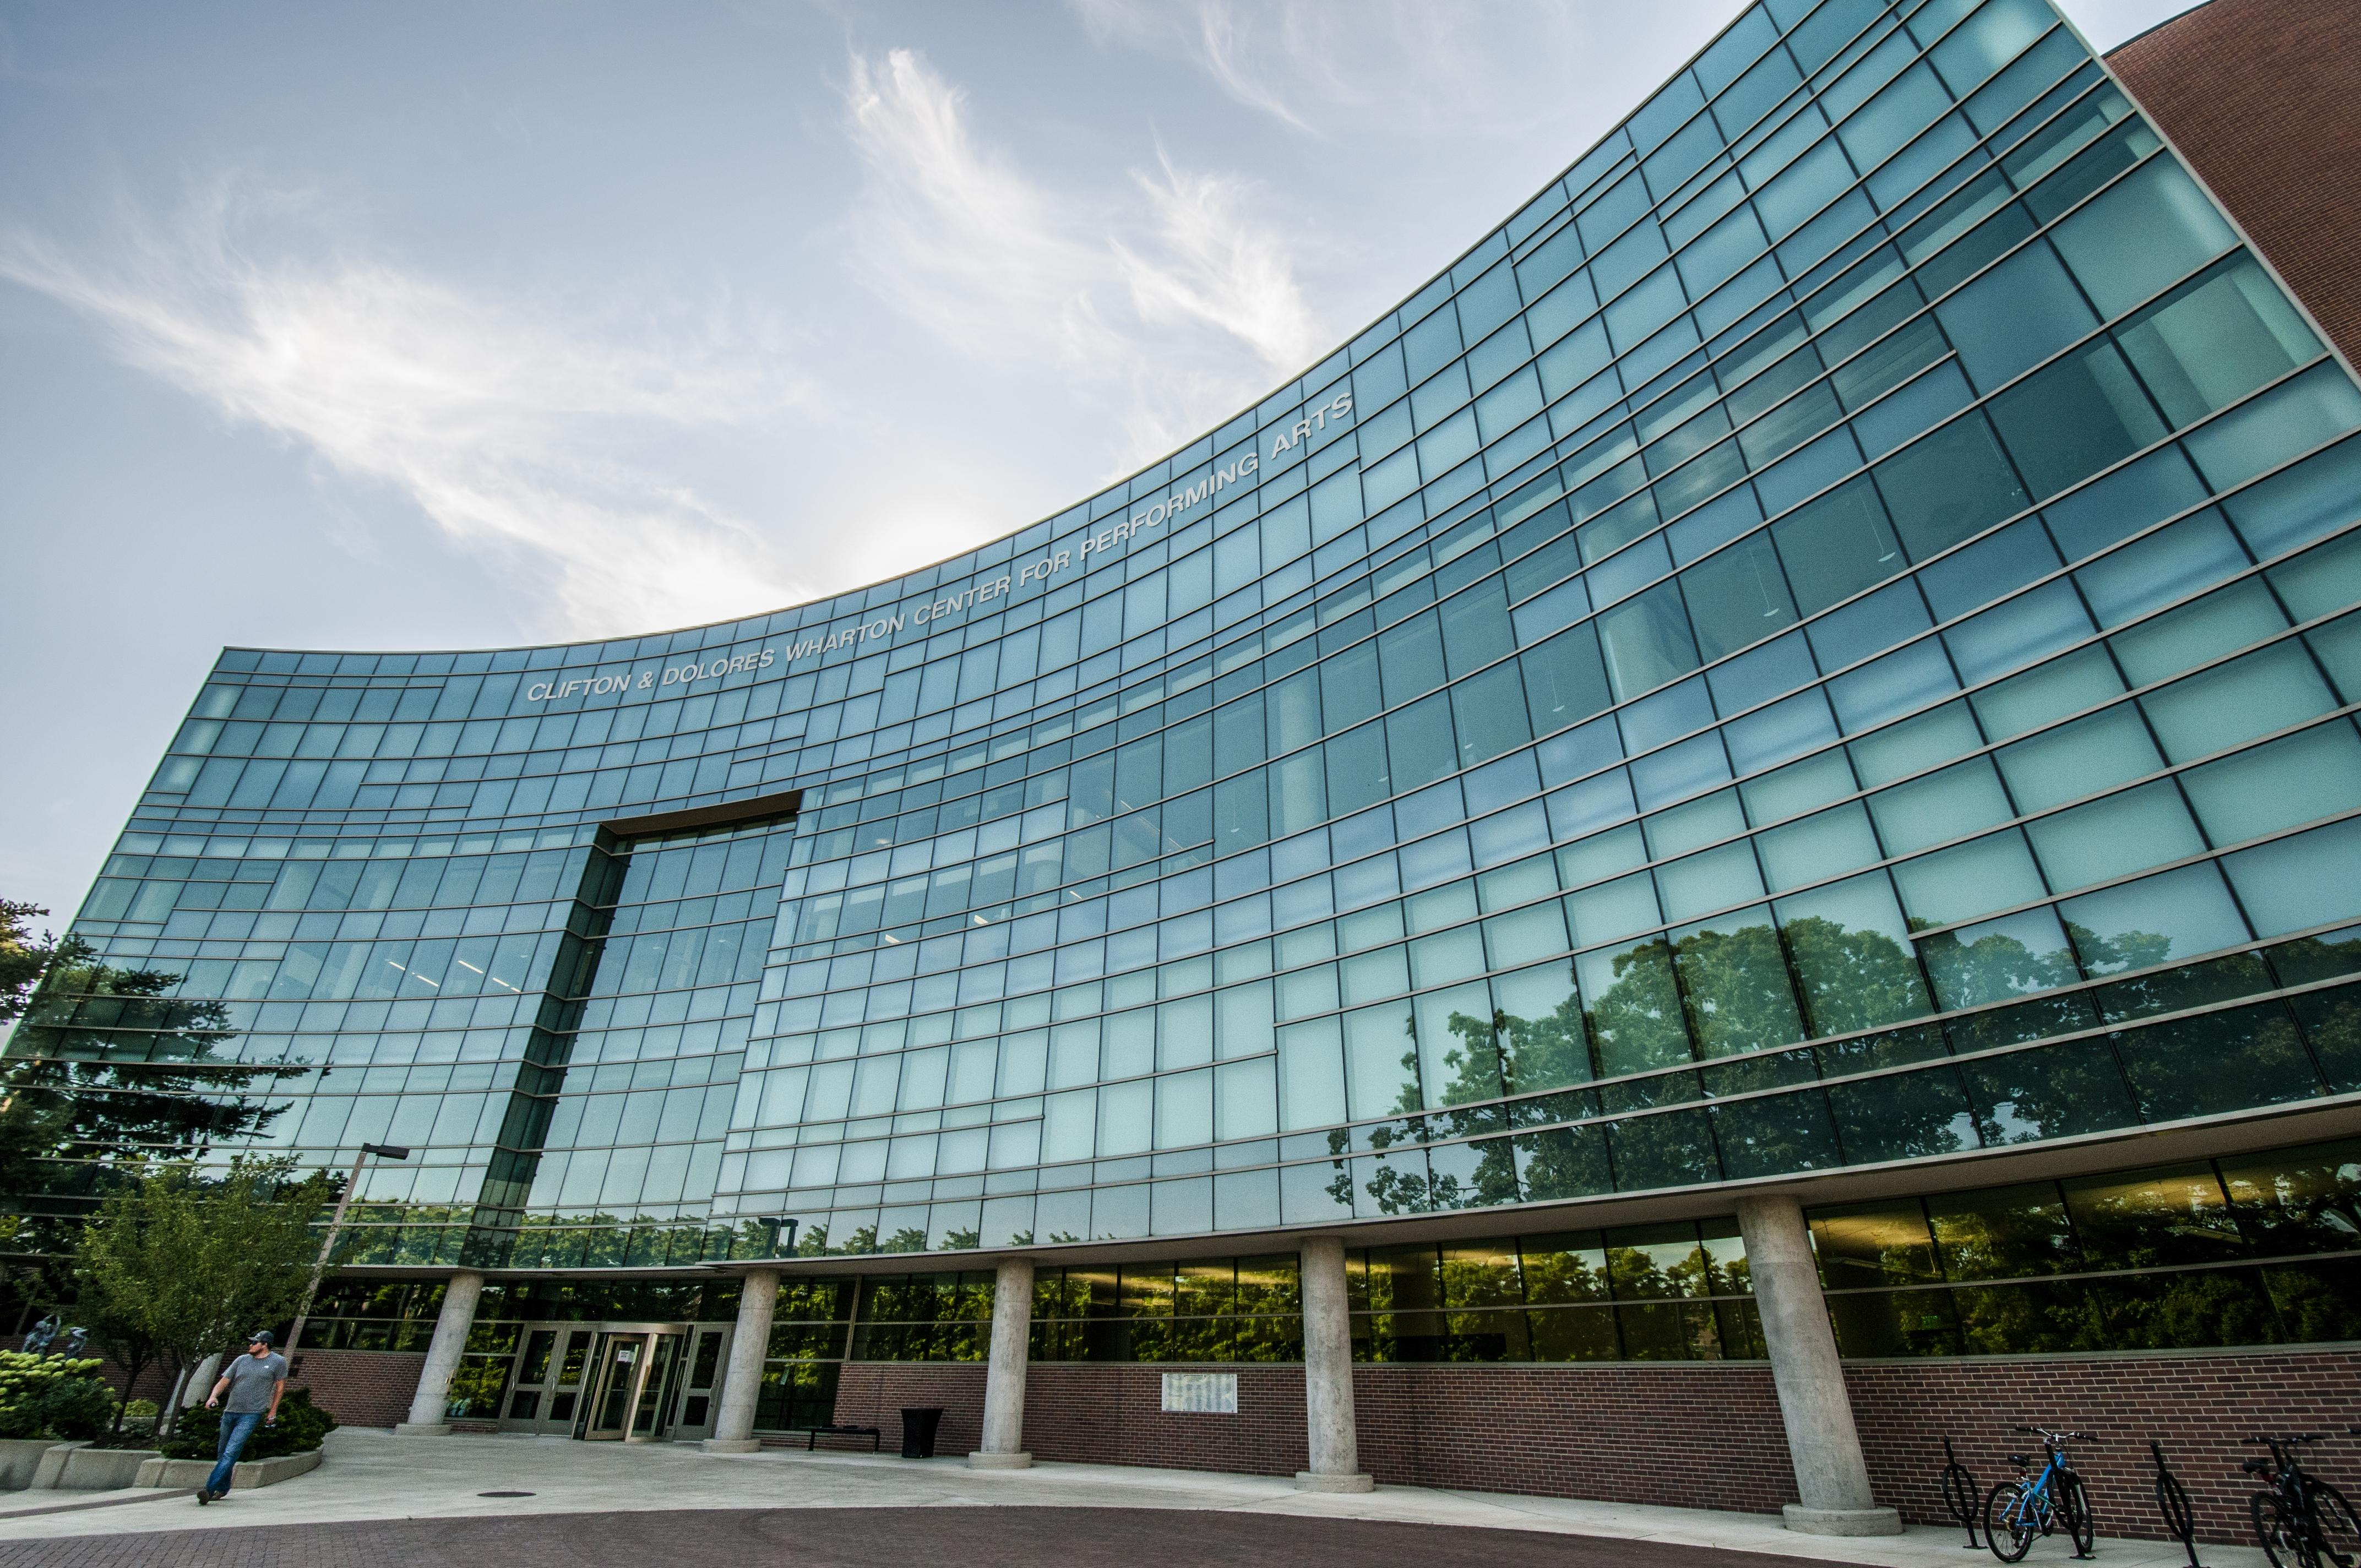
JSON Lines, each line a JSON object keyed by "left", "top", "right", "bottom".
{"left": 122, "top": 1398, "right": 159, "bottom": 1420}
{"left": 159, "top": 1385, "right": 336, "bottom": 1460}
{"left": 31, "top": 1374, "right": 119, "bottom": 1439}
{"left": 0, "top": 1351, "right": 117, "bottom": 1440}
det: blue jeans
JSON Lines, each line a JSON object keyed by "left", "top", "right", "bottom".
{"left": 205, "top": 1411, "right": 265, "bottom": 1496}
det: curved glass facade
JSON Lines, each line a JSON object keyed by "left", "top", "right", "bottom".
{"left": 20, "top": 0, "right": 2361, "bottom": 1275}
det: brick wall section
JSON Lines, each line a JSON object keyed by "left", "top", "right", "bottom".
{"left": 1848, "top": 1349, "right": 2361, "bottom": 1547}
{"left": 285, "top": 1350, "right": 425, "bottom": 1430}
{"left": 819, "top": 1347, "right": 2358, "bottom": 1543}
{"left": 2108, "top": 0, "right": 2361, "bottom": 366}
{"left": 1029, "top": 1365, "right": 1311, "bottom": 1476}
{"left": 827, "top": 1362, "right": 987, "bottom": 1456}
{"left": 1358, "top": 1363, "right": 1800, "bottom": 1510}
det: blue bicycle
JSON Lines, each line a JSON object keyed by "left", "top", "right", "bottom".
{"left": 1985, "top": 1426, "right": 2097, "bottom": 1562}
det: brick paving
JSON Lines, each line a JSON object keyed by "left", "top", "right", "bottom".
{"left": 0, "top": 1505, "right": 1854, "bottom": 1568}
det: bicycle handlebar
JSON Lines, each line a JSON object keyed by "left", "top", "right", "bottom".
{"left": 2014, "top": 1426, "right": 2095, "bottom": 1440}
{"left": 2245, "top": 1433, "right": 2325, "bottom": 1444}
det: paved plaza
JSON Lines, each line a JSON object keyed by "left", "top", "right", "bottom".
{"left": 0, "top": 1429, "right": 2272, "bottom": 1568}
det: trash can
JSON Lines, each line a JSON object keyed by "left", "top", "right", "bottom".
{"left": 899, "top": 1407, "right": 945, "bottom": 1458}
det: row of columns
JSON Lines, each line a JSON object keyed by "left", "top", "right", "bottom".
{"left": 396, "top": 1195, "right": 1896, "bottom": 1534}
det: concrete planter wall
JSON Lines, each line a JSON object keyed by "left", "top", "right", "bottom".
{"left": 53, "top": 1446, "right": 162, "bottom": 1490}
{"left": 135, "top": 1449, "right": 322, "bottom": 1490}
{"left": 28, "top": 1441, "right": 89, "bottom": 1489}
{"left": 0, "top": 1439, "right": 64, "bottom": 1489}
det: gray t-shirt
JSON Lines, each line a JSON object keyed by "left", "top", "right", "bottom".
{"left": 220, "top": 1352, "right": 287, "bottom": 1413}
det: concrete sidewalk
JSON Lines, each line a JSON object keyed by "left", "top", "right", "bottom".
{"left": 0, "top": 1427, "right": 2269, "bottom": 1568}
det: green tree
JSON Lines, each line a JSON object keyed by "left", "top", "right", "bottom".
{"left": 1780, "top": 915, "right": 1935, "bottom": 1035}
{"left": 1, "top": 901, "right": 59, "bottom": 1026}
{"left": 4, "top": 941, "right": 307, "bottom": 1240}
{"left": 1584, "top": 937, "right": 1692, "bottom": 1076}
{"left": 73, "top": 1156, "right": 335, "bottom": 1436}
{"left": 1668, "top": 922, "right": 1807, "bottom": 1057}
{"left": 69, "top": 1264, "right": 171, "bottom": 1434}
{"left": 0, "top": 905, "right": 75, "bottom": 1224}
{"left": 1498, "top": 986, "right": 1593, "bottom": 1097}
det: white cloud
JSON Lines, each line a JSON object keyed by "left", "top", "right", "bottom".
{"left": 1116, "top": 153, "right": 1315, "bottom": 368}
{"left": 1068, "top": 0, "right": 1621, "bottom": 140}
{"left": 0, "top": 184, "right": 814, "bottom": 639}
{"left": 841, "top": 46, "right": 1322, "bottom": 463}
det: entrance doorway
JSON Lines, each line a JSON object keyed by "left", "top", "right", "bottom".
{"left": 497, "top": 1321, "right": 727, "bottom": 1443}
{"left": 583, "top": 1327, "right": 676, "bottom": 1441}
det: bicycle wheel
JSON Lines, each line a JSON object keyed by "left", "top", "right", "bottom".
{"left": 1989, "top": 1481, "right": 2039, "bottom": 1563}
{"left": 2255, "top": 1490, "right": 2319, "bottom": 1568}
{"left": 2060, "top": 1473, "right": 2097, "bottom": 1557}
{"left": 2311, "top": 1483, "right": 2359, "bottom": 1568}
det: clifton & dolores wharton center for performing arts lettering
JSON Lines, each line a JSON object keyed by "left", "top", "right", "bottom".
{"left": 14, "top": 0, "right": 2360, "bottom": 1525}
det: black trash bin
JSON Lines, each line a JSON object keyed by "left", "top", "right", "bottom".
{"left": 899, "top": 1407, "right": 944, "bottom": 1458}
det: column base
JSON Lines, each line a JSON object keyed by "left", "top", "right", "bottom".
{"left": 1782, "top": 1504, "right": 1905, "bottom": 1537}
{"left": 966, "top": 1451, "right": 1033, "bottom": 1469}
{"left": 1296, "top": 1471, "right": 1375, "bottom": 1493}
{"left": 702, "top": 1438, "right": 764, "bottom": 1453}
{"left": 392, "top": 1423, "right": 453, "bottom": 1437}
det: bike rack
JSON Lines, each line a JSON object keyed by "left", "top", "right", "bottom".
{"left": 1942, "top": 1436, "right": 1982, "bottom": 1548}
{"left": 2150, "top": 1441, "right": 2202, "bottom": 1568}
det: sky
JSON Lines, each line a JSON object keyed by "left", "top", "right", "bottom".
{"left": 0, "top": 0, "right": 2194, "bottom": 933}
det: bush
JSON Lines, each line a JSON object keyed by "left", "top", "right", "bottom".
{"left": 122, "top": 1398, "right": 158, "bottom": 1420}
{"left": 159, "top": 1385, "right": 336, "bottom": 1460}
{"left": 0, "top": 1351, "right": 118, "bottom": 1440}
{"left": 30, "top": 1374, "right": 118, "bottom": 1440}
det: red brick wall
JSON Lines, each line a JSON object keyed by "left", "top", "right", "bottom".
{"left": 1359, "top": 1362, "right": 1798, "bottom": 1510}
{"left": 827, "top": 1362, "right": 987, "bottom": 1456}
{"left": 2109, "top": 0, "right": 2361, "bottom": 366}
{"left": 1029, "top": 1365, "right": 1312, "bottom": 1476}
{"left": 1849, "top": 1349, "right": 2361, "bottom": 1546}
{"left": 820, "top": 1346, "right": 2360, "bottom": 1543}
{"left": 285, "top": 1350, "right": 426, "bottom": 1430}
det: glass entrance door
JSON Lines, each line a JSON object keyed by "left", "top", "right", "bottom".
{"left": 577, "top": 1324, "right": 688, "bottom": 1442}
{"left": 668, "top": 1327, "right": 728, "bottom": 1441}
{"left": 500, "top": 1325, "right": 593, "bottom": 1434}
{"left": 582, "top": 1334, "right": 643, "bottom": 1440}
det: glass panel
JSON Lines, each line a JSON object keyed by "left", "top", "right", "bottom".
{"left": 2115, "top": 257, "right": 2321, "bottom": 428}
{"left": 2218, "top": 1139, "right": 2361, "bottom": 1255}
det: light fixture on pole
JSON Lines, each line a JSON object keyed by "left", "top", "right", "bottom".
{"left": 288, "top": 1142, "right": 412, "bottom": 1351}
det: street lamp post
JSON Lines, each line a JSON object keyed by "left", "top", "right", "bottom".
{"left": 287, "top": 1142, "right": 411, "bottom": 1352}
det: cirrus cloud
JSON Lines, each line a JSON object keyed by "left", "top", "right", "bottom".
{"left": 0, "top": 182, "right": 816, "bottom": 639}
{"left": 842, "top": 46, "right": 1324, "bottom": 464}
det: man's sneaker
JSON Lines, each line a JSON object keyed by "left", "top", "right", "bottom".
{"left": 195, "top": 1489, "right": 210, "bottom": 1504}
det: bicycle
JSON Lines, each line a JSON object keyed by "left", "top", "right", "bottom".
{"left": 2243, "top": 1433, "right": 2359, "bottom": 1568}
{"left": 1985, "top": 1426, "right": 2097, "bottom": 1562}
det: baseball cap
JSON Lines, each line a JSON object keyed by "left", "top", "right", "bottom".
{"left": 248, "top": 1330, "right": 275, "bottom": 1346}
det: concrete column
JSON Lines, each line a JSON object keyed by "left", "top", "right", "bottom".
{"left": 395, "top": 1270, "right": 485, "bottom": 1435}
{"left": 182, "top": 1353, "right": 222, "bottom": 1408}
{"left": 1295, "top": 1234, "right": 1372, "bottom": 1493}
{"left": 967, "top": 1255, "right": 1034, "bottom": 1469}
{"left": 703, "top": 1267, "right": 781, "bottom": 1452}
{"left": 1735, "top": 1195, "right": 1902, "bottom": 1536}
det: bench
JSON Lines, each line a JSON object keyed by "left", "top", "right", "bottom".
{"left": 788, "top": 1424, "right": 882, "bottom": 1452}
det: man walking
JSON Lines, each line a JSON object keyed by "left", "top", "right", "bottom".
{"left": 197, "top": 1331, "right": 286, "bottom": 1503}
